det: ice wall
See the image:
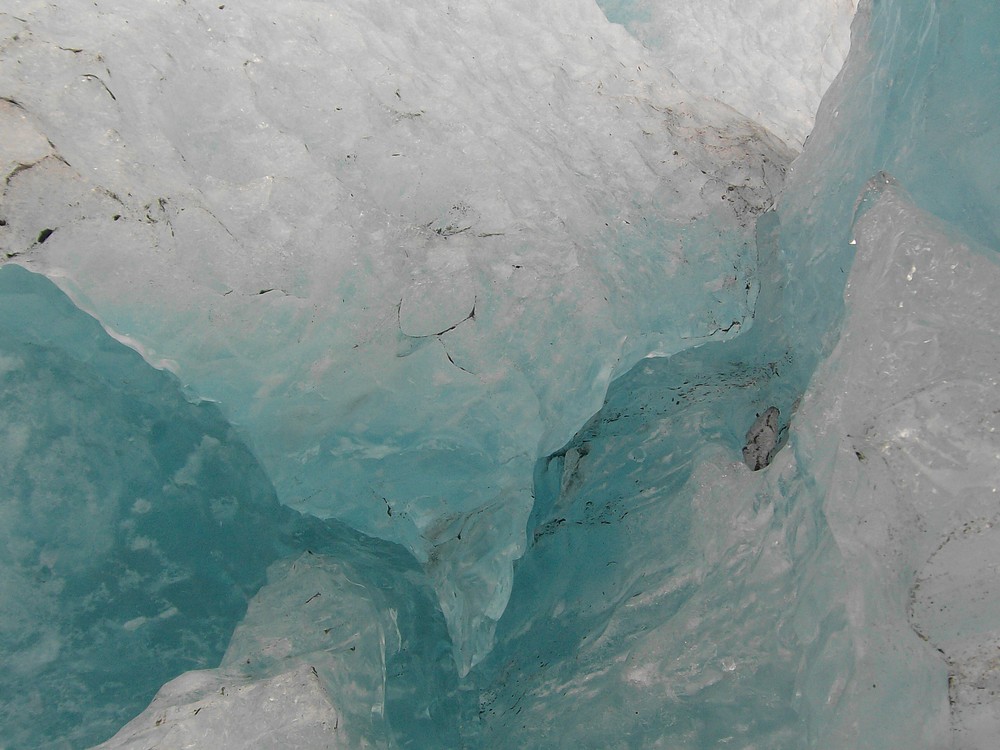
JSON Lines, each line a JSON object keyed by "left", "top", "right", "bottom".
{"left": 3, "top": 0, "right": 999, "bottom": 747}
{"left": 0, "top": 265, "right": 284, "bottom": 747}
{"left": 814, "top": 179, "right": 1000, "bottom": 748}
{"left": 0, "top": 0, "right": 800, "bottom": 673}
{"left": 466, "top": 179, "right": 975, "bottom": 749}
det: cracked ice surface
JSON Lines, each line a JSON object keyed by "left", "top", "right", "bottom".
{"left": 0, "top": 0, "right": 809, "bottom": 672}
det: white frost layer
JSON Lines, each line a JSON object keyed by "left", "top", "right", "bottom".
{"left": 0, "top": 0, "right": 790, "bottom": 671}
{"left": 604, "top": 0, "right": 857, "bottom": 148}
{"left": 797, "top": 177, "right": 1000, "bottom": 746}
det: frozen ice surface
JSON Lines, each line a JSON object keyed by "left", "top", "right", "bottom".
{"left": 99, "top": 550, "right": 462, "bottom": 749}
{"left": 93, "top": 666, "right": 344, "bottom": 750}
{"left": 2, "top": 0, "right": 1000, "bottom": 747}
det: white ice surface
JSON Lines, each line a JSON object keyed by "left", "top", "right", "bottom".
{"left": 95, "top": 552, "right": 406, "bottom": 749}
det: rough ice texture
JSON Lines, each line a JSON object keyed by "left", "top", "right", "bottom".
{"left": 0, "top": 266, "right": 461, "bottom": 749}
{"left": 98, "top": 551, "right": 461, "bottom": 749}
{"left": 0, "top": 0, "right": 792, "bottom": 672}
{"left": 466, "top": 173, "right": 994, "bottom": 750}
{"left": 597, "top": 0, "right": 856, "bottom": 148}
{"left": 466, "top": 0, "right": 1000, "bottom": 745}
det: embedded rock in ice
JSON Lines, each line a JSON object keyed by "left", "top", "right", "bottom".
{"left": 0, "top": 0, "right": 791, "bottom": 671}
{"left": 742, "top": 405, "right": 781, "bottom": 470}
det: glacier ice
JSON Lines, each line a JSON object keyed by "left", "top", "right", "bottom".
{"left": 97, "top": 548, "right": 463, "bottom": 749}
{"left": 94, "top": 665, "right": 346, "bottom": 750}
{"left": 815, "top": 178, "right": 1000, "bottom": 748}
{"left": 1, "top": 0, "right": 1000, "bottom": 747}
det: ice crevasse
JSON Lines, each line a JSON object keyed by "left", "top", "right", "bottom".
{"left": 1, "top": 0, "right": 999, "bottom": 747}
